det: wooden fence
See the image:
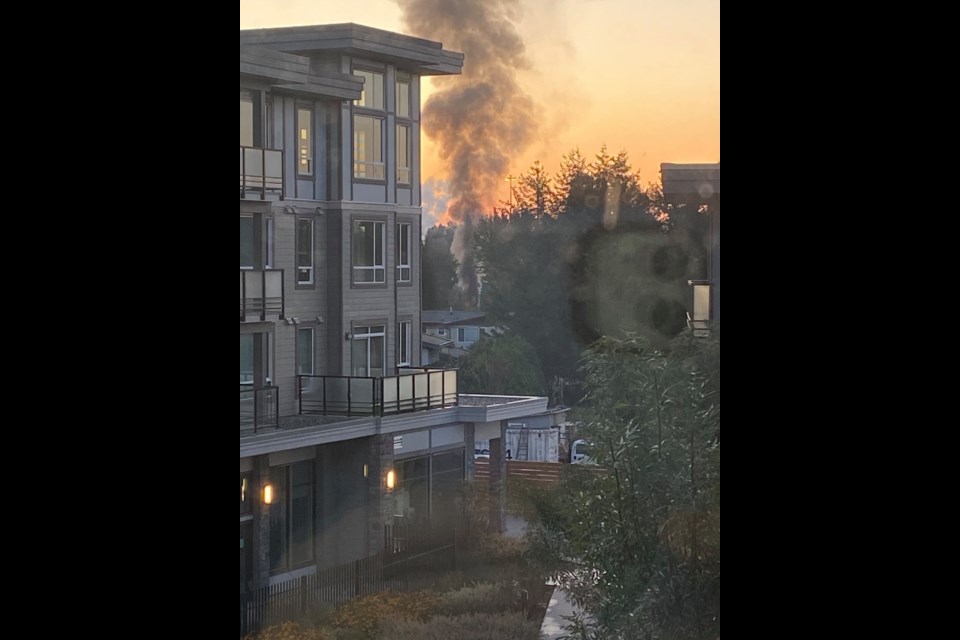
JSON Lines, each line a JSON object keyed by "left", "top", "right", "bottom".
{"left": 474, "top": 459, "right": 606, "bottom": 485}
{"left": 240, "top": 525, "right": 457, "bottom": 637}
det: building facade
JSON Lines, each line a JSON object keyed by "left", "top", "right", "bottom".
{"left": 239, "top": 24, "right": 558, "bottom": 594}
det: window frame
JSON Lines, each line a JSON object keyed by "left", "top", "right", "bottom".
{"left": 353, "top": 114, "right": 385, "bottom": 182}
{"left": 396, "top": 71, "right": 411, "bottom": 118}
{"left": 396, "top": 222, "right": 411, "bottom": 283}
{"left": 398, "top": 321, "right": 411, "bottom": 367}
{"left": 295, "top": 217, "right": 314, "bottom": 287}
{"left": 296, "top": 106, "right": 313, "bottom": 177}
{"left": 351, "top": 324, "right": 386, "bottom": 377}
{"left": 352, "top": 219, "right": 386, "bottom": 285}
{"left": 268, "top": 461, "right": 315, "bottom": 573}
{"left": 297, "top": 327, "right": 315, "bottom": 376}
{"left": 396, "top": 124, "right": 411, "bottom": 185}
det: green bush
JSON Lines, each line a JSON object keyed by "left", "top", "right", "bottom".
{"left": 243, "top": 621, "right": 329, "bottom": 640}
{"left": 434, "top": 581, "right": 521, "bottom": 616}
{"left": 329, "top": 590, "right": 438, "bottom": 639}
{"left": 379, "top": 612, "right": 541, "bottom": 640}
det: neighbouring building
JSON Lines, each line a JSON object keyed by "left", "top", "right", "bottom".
{"left": 240, "top": 24, "right": 559, "bottom": 595}
{"left": 660, "top": 162, "right": 720, "bottom": 334}
{"left": 421, "top": 309, "right": 497, "bottom": 363}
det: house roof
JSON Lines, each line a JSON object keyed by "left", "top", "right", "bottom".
{"left": 422, "top": 310, "right": 487, "bottom": 326}
{"left": 239, "top": 23, "right": 464, "bottom": 76}
{"left": 660, "top": 162, "right": 720, "bottom": 205}
{"left": 421, "top": 333, "right": 454, "bottom": 349}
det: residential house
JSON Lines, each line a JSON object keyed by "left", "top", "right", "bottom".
{"left": 421, "top": 309, "right": 497, "bottom": 363}
{"left": 240, "top": 24, "right": 555, "bottom": 595}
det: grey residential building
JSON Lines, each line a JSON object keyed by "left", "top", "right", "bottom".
{"left": 240, "top": 24, "right": 560, "bottom": 593}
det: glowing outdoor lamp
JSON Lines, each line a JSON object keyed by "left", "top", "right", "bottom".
{"left": 262, "top": 483, "right": 275, "bottom": 505}
{"left": 385, "top": 469, "right": 396, "bottom": 490}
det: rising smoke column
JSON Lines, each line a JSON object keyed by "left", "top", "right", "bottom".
{"left": 396, "top": 0, "right": 539, "bottom": 303}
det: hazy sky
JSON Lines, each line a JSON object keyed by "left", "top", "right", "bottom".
{"left": 240, "top": 0, "right": 720, "bottom": 205}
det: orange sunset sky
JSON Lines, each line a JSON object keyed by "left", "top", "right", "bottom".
{"left": 240, "top": 0, "right": 720, "bottom": 212}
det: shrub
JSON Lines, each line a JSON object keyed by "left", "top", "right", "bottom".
{"left": 379, "top": 612, "right": 541, "bottom": 640}
{"left": 434, "top": 582, "right": 521, "bottom": 616}
{"left": 243, "top": 621, "right": 329, "bottom": 640}
{"left": 329, "top": 590, "right": 438, "bottom": 639}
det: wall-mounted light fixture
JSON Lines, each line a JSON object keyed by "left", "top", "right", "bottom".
{"left": 344, "top": 332, "right": 352, "bottom": 341}
{"left": 262, "top": 483, "right": 275, "bottom": 505}
{"left": 316, "top": 315, "right": 325, "bottom": 324}
{"left": 363, "top": 464, "right": 369, "bottom": 478}
{"left": 385, "top": 469, "right": 396, "bottom": 491}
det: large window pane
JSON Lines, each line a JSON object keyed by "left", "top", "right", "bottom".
{"left": 396, "top": 73, "right": 410, "bottom": 118}
{"left": 353, "top": 221, "right": 385, "bottom": 283}
{"left": 355, "top": 69, "right": 384, "bottom": 109}
{"left": 240, "top": 93, "right": 254, "bottom": 147}
{"left": 297, "top": 328, "right": 314, "bottom": 375}
{"left": 290, "top": 461, "right": 314, "bottom": 566}
{"left": 296, "top": 218, "right": 314, "bottom": 284}
{"left": 397, "top": 125, "right": 410, "bottom": 184}
{"left": 240, "top": 217, "right": 253, "bottom": 268}
{"left": 396, "top": 223, "right": 411, "bottom": 282}
{"left": 240, "top": 335, "right": 254, "bottom": 385}
{"left": 354, "top": 115, "right": 384, "bottom": 180}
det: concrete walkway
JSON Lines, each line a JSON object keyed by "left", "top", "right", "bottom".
{"left": 501, "top": 516, "right": 589, "bottom": 639}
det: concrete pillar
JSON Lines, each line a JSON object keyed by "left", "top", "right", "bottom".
{"left": 463, "top": 422, "right": 476, "bottom": 481}
{"left": 252, "top": 455, "right": 272, "bottom": 589}
{"left": 488, "top": 435, "right": 505, "bottom": 534}
{"left": 366, "top": 433, "right": 395, "bottom": 555}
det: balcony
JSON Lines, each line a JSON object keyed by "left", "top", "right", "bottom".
{"left": 240, "top": 146, "right": 284, "bottom": 200}
{"left": 240, "top": 386, "right": 279, "bottom": 432}
{"left": 298, "top": 368, "right": 458, "bottom": 417}
{"left": 240, "top": 269, "right": 285, "bottom": 322}
{"left": 686, "top": 280, "right": 712, "bottom": 337}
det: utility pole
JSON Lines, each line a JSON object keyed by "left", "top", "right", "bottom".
{"left": 505, "top": 175, "right": 517, "bottom": 206}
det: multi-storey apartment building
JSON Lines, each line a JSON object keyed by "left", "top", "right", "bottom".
{"left": 240, "top": 24, "right": 561, "bottom": 594}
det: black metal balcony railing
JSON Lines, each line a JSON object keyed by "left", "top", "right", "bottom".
{"left": 240, "top": 386, "right": 279, "bottom": 432}
{"left": 240, "top": 146, "right": 284, "bottom": 200}
{"left": 298, "top": 368, "right": 458, "bottom": 417}
{"left": 240, "top": 269, "right": 285, "bottom": 322}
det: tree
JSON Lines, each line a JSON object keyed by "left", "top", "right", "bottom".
{"left": 524, "top": 330, "right": 720, "bottom": 639}
{"left": 457, "top": 333, "right": 547, "bottom": 396}
{"left": 421, "top": 223, "right": 460, "bottom": 309}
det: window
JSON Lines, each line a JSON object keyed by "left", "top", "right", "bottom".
{"left": 297, "top": 108, "right": 312, "bottom": 176}
{"left": 398, "top": 321, "right": 411, "bottom": 367}
{"left": 431, "top": 450, "right": 464, "bottom": 527}
{"left": 297, "top": 328, "right": 314, "bottom": 375}
{"left": 269, "top": 461, "right": 314, "bottom": 572}
{"left": 437, "top": 328, "right": 447, "bottom": 337}
{"left": 397, "top": 223, "right": 411, "bottom": 282}
{"left": 354, "top": 115, "right": 384, "bottom": 180}
{"left": 296, "top": 218, "right": 314, "bottom": 285}
{"left": 239, "top": 474, "right": 252, "bottom": 515}
{"left": 355, "top": 69, "right": 384, "bottom": 110}
{"left": 397, "top": 124, "right": 411, "bottom": 184}
{"left": 240, "top": 91, "right": 254, "bottom": 147}
{"left": 457, "top": 327, "right": 480, "bottom": 343}
{"left": 394, "top": 456, "right": 429, "bottom": 522}
{"left": 240, "top": 333, "right": 272, "bottom": 386}
{"left": 396, "top": 72, "right": 410, "bottom": 118}
{"left": 353, "top": 220, "right": 385, "bottom": 283}
{"left": 352, "top": 325, "right": 385, "bottom": 377}
{"left": 240, "top": 215, "right": 274, "bottom": 269}
{"left": 240, "top": 217, "right": 253, "bottom": 269}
